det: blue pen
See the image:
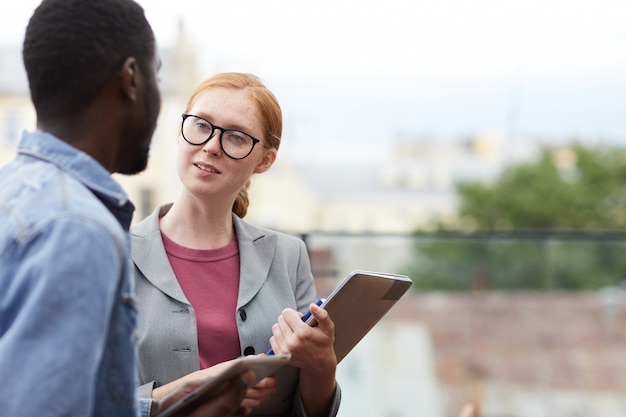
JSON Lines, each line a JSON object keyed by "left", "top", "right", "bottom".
{"left": 266, "top": 298, "right": 325, "bottom": 355}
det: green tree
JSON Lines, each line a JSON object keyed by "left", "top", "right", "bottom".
{"left": 457, "top": 144, "right": 626, "bottom": 231}
{"left": 403, "top": 143, "right": 626, "bottom": 290}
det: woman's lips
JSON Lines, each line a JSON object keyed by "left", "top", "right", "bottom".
{"left": 193, "top": 162, "right": 220, "bottom": 174}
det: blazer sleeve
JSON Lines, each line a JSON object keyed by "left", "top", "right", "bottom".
{"left": 292, "top": 386, "right": 342, "bottom": 417}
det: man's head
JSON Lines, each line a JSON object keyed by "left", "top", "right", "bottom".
{"left": 22, "top": 0, "right": 161, "bottom": 174}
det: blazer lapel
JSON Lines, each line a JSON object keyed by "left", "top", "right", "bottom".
{"left": 234, "top": 214, "right": 276, "bottom": 308}
{"left": 131, "top": 204, "right": 190, "bottom": 305}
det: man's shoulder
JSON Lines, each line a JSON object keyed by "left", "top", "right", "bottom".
{"left": 0, "top": 159, "right": 118, "bottom": 240}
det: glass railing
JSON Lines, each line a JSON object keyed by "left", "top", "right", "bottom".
{"left": 301, "top": 231, "right": 626, "bottom": 417}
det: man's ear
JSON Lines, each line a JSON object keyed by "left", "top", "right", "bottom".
{"left": 254, "top": 148, "right": 277, "bottom": 173}
{"left": 120, "top": 57, "right": 139, "bottom": 102}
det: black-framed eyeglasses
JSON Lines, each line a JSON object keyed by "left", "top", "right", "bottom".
{"left": 181, "top": 113, "right": 261, "bottom": 160}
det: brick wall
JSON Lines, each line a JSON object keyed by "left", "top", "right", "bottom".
{"left": 386, "top": 291, "right": 626, "bottom": 416}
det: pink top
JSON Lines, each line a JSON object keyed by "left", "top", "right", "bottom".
{"left": 161, "top": 232, "right": 241, "bottom": 368}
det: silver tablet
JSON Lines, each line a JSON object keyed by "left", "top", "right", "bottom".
{"left": 309, "top": 270, "right": 413, "bottom": 363}
{"left": 158, "top": 354, "right": 291, "bottom": 417}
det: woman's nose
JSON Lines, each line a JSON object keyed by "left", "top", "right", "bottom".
{"left": 202, "top": 130, "right": 222, "bottom": 154}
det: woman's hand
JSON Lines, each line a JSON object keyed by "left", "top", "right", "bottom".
{"left": 269, "top": 303, "right": 337, "bottom": 373}
{"left": 240, "top": 375, "right": 278, "bottom": 411}
{"left": 269, "top": 303, "right": 338, "bottom": 417}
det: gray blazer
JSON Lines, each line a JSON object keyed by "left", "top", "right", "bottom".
{"left": 131, "top": 204, "right": 340, "bottom": 417}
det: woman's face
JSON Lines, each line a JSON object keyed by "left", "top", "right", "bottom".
{"left": 176, "top": 86, "right": 276, "bottom": 203}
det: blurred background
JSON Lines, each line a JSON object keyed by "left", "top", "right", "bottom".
{"left": 1, "top": 1, "right": 625, "bottom": 416}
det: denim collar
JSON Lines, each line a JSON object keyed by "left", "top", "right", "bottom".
{"left": 16, "top": 130, "right": 135, "bottom": 229}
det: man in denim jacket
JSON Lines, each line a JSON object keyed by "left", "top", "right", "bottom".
{"left": 0, "top": 1, "right": 252, "bottom": 416}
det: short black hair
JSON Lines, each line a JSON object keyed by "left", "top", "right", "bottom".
{"left": 22, "top": 0, "right": 156, "bottom": 120}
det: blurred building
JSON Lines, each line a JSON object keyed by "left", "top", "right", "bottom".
{"left": 387, "top": 290, "right": 626, "bottom": 417}
{"left": 0, "top": 47, "right": 32, "bottom": 167}
{"left": 246, "top": 132, "right": 539, "bottom": 234}
{"left": 0, "top": 23, "right": 539, "bottom": 234}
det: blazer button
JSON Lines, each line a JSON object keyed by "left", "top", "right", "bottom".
{"left": 238, "top": 308, "right": 247, "bottom": 321}
{"left": 243, "top": 346, "right": 255, "bottom": 356}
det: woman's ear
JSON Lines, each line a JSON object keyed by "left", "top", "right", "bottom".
{"left": 254, "top": 148, "right": 277, "bottom": 173}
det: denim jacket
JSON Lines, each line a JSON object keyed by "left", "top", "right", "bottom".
{"left": 0, "top": 131, "right": 151, "bottom": 417}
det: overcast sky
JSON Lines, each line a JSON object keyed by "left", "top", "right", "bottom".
{"left": 2, "top": 0, "right": 625, "bottom": 164}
